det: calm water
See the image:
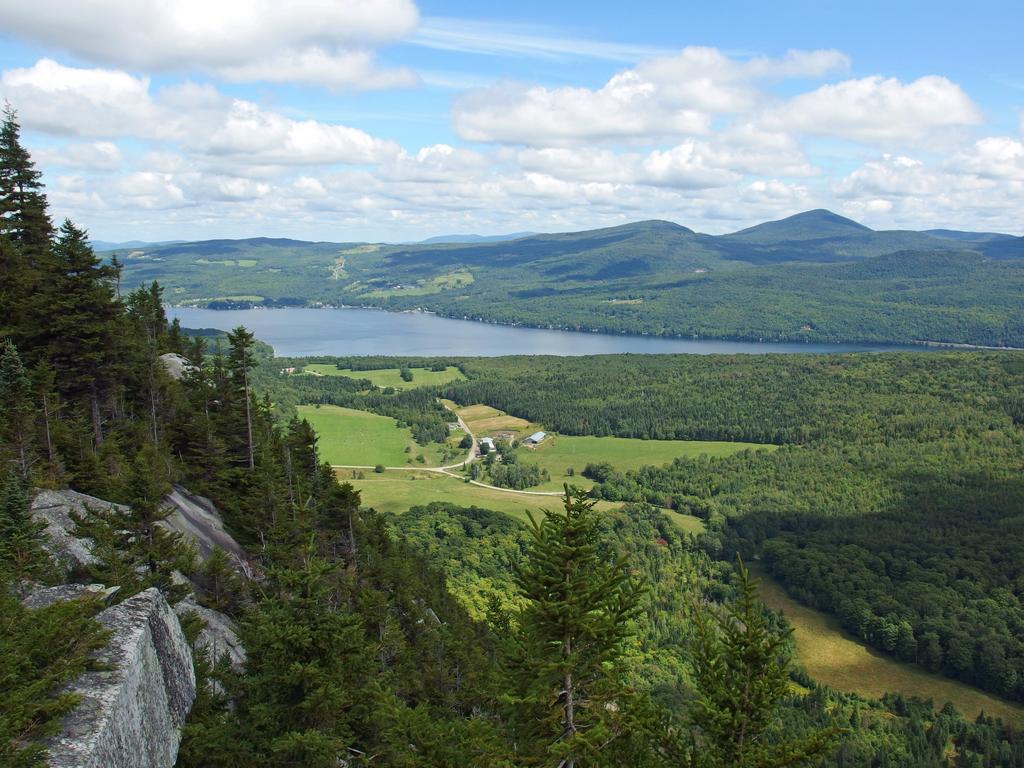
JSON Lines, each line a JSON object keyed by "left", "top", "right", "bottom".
{"left": 168, "top": 306, "right": 920, "bottom": 357}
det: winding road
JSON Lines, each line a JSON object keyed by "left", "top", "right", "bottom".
{"left": 331, "top": 400, "right": 564, "bottom": 497}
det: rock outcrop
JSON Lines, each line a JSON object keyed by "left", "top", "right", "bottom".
{"left": 20, "top": 582, "right": 120, "bottom": 610}
{"left": 175, "top": 594, "right": 247, "bottom": 671}
{"left": 30, "top": 489, "right": 128, "bottom": 575}
{"left": 44, "top": 588, "right": 196, "bottom": 768}
{"left": 159, "top": 485, "right": 253, "bottom": 576}
{"left": 159, "top": 352, "right": 192, "bottom": 381}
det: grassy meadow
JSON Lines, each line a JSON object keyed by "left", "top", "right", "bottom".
{"left": 337, "top": 468, "right": 604, "bottom": 523}
{"left": 298, "top": 405, "right": 450, "bottom": 467}
{"left": 755, "top": 569, "right": 1024, "bottom": 725}
{"left": 514, "top": 433, "right": 773, "bottom": 491}
{"left": 303, "top": 365, "right": 467, "bottom": 390}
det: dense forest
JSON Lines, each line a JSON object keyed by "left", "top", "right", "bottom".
{"left": 432, "top": 354, "right": 1024, "bottom": 702}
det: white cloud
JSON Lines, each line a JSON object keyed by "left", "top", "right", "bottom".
{"left": 948, "top": 136, "right": 1024, "bottom": 180}
{"left": 35, "top": 141, "right": 123, "bottom": 171}
{"left": 379, "top": 144, "right": 489, "bottom": 182}
{"left": 217, "top": 48, "right": 418, "bottom": 90}
{"left": 834, "top": 149, "right": 1024, "bottom": 232}
{"left": 453, "top": 46, "right": 848, "bottom": 146}
{"left": 196, "top": 100, "right": 400, "bottom": 166}
{"left": 115, "top": 172, "right": 189, "bottom": 209}
{"left": 769, "top": 75, "right": 982, "bottom": 145}
{"left": 1, "top": 59, "right": 174, "bottom": 138}
{"left": 0, "top": 0, "right": 419, "bottom": 89}
{"left": 4, "top": 60, "right": 401, "bottom": 170}
{"left": 641, "top": 143, "right": 742, "bottom": 189}
{"left": 454, "top": 75, "right": 709, "bottom": 146}
{"left": 413, "top": 17, "right": 674, "bottom": 62}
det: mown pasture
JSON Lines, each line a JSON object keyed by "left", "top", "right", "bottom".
{"left": 298, "top": 405, "right": 453, "bottom": 467}
{"left": 514, "top": 433, "right": 773, "bottom": 491}
{"left": 303, "top": 365, "right": 466, "bottom": 390}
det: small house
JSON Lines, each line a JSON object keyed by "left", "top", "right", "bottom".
{"left": 523, "top": 431, "right": 547, "bottom": 446}
{"left": 479, "top": 437, "right": 496, "bottom": 453}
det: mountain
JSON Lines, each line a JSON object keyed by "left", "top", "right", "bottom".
{"left": 923, "top": 229, "right": 1019, "bottom": 243}
{"left": 413, "top": 232, "right": 537, "bottom": 244}
{"left": 91, "top": 239, "right": 186, "bottom": 251}
{"left": 725, "top": 209, "right": 872, "bottom": 242}
{"left": 114, "top": 211, "right": 1024, "bottom": 347}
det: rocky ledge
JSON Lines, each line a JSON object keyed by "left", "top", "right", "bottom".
{"left": 44, "top": 588, "right": 197, "bottom": 768}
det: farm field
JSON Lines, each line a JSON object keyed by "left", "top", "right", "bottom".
{"left": 298, "top": 405, "right": 451, "bottom": 467}
{"left": 451, "top": 402, "right": 537, "bottom": 437}
{"left": 755, "top": 569, "right": 1024, "bottom": 726}
{"left": 303, "top": 364, "right": 467, "bottom": 390}
{"left": 340, "top": 468, "right": 705, "bottom": 533}
{"left": 339, "top": 468, "right": 632, "bottom": 524}
{"left": 514, "top": 434, "right": 773, "bottom": 491}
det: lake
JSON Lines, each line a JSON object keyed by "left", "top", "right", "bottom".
{"left": 168, "top": 306, "right": 922, "bottom": 357}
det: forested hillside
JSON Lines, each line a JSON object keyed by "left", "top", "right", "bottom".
{"left": 5, "top": 104, "right": 1024, "bottom": 766}
{"left": 432, "top": 353, "right": 1024, "bottom": 702}
{"left": 114, "top": 211, "right": 1024, "bottom": 347}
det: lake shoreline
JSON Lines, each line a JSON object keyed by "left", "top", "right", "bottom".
{"left": 166, "top": 303, "right": 981, "bottom": 355}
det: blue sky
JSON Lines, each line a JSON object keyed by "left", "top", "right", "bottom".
{"left": 0, "top": 0, "right": 1021, "bottom": 241}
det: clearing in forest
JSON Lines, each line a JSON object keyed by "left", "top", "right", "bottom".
{"left": 298, "top": 405, "right": 453, "bottom": 467}
{"left": 302, "top": 365, "right": 467, "bottom": 390}
{"left": 337, "top": 468, "right": 606, "bottom": 522}
{"left": 454, "top": 403, "right": 537, "bottom": 436}
{"left": 755, "top": 569, "right": 1024, "bottom": 726}
{"left": 514, "top": 433, "right": 772, "bottom": 492}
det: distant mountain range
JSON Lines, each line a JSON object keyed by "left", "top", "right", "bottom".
{"left": 114, "top": 210, "right": 1024, "bottom": 347}
{"left": 91, "top": 239, "right": 187, "bottom": 252}
{"left": 411, "top": 232, "right": 537, "bottom": 245}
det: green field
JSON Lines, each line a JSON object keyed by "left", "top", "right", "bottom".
{"left": 755, "top": 569, "right": 1024, "bottom": 726}
{"left": 298, "top": 405, "right": 431, "bottom": 466}
{"left": 340, "top": 468, "right": 625, "bottom": 524}
{"left": 304, "top": 365, "right": 466, "bottom": 390}
{"left": 340, "top": 468, "right": 704, "bottom": 534}
{"left": 515, "top": 434, "right": 772, "bottom": 491}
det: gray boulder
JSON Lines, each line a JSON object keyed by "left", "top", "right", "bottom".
{"left": 20, "top": 583, "right": 120, "bottom": 610}
{"left": 159, "top": 353, "right": 192, "bottom": 381}
{"left": 31, "top": 489, "right": 129, "bottom": 575}
{"left": 45, "top": 588, "right": 196, "bottom": 768}
{"left": 159, "top": 486, "right": 253, "bottom": 577}
{"left": 175, "top": 595, "right": 247, "bottom": 671}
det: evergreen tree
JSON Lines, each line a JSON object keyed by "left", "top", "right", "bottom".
{"left": 231, "top": 540, "right": 376, "bottom": 767}
{"left": 226, "top": 326, "right": 257, "bottom": 471}
{"left": 688, "top": 557, "right": 840, "bottom": 768}
{"left": 0, "top": 104, "right": 52, "bottom": 252}
{"left": 0, "top": 105, "right": 53, "bottom": 350}
{"left": 0, "top": 589, "right": 107, "bottom": 768}
{"left": 0, "top": 339, "right": 35, "bottom": 478}
{"left": 44, "top": 220, "right": 121, "bottom": 447}
{"left": 0, "top": 478, "right": 51, "bottom": 582}
{"left": 509, "top": 485, "right": 644, "bottom": 767}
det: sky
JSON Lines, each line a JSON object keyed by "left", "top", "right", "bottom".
{"left": 0, "top": 0, "right": 1022, "bottom": 242}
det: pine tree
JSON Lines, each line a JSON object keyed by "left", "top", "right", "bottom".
{"left": 0, "top": 478, "right": 52, "bottom": 582}
{"left": 0, "top": 104, "right": 52, "bottom": 252}
{"left": 226, "top": 327, "right": 257, "bottom": 471}
{"left": 44, "top": 220, "right": 121, "bottom": 447}
{"left": 688, "top": 557, "right": 840, "bottom": 768}
{"left": 509, "top": 485, "right": 644, "bottom": 767}
{"left": 231, "top": 540, "right": 376, "bottom": 767}
{"left": 0, "top": 339, "right": 35, "bottom": 478}
{"left": 0, "top": 105, "right": 53, "bottom": 349}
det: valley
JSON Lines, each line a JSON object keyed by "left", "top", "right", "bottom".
{"left": 123, "top": 211, "right": 1024, "bottom": 348}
